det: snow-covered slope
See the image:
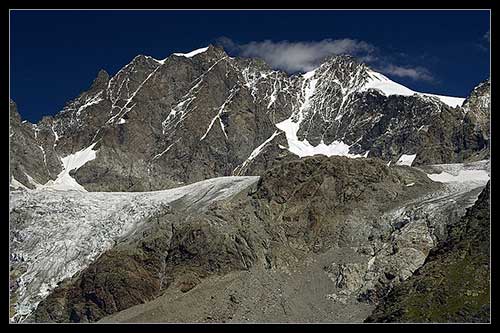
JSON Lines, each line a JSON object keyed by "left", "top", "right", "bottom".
{"left": 424, "top": 160, "right": 490, "bottom": 189}
{"left": 42, "top": 143, "right": 98, "bottom": 191}
{"left": 173, "top": 46, "right": 209, "bottom": 58}
{"left": 273, "top": 57, "right": 467, "bottom": 160}
{"left": 275, "top": 64, "right": 369, "bottom": 158}
{"left": 362, "top": 70, "right": 465, "bottom": 108}
{"left": 276, "top": 117, "right": 367, "bottom": 158}
{"left": 15, "top": 143, "right": 99, "bottom": 192}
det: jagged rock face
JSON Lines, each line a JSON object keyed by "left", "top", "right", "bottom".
{"left": 365, "top": 182, "right": 490, "bottom": 323}
{"left": 11, "top": 46, "right": 299, "bottom": 191}
{"left": 30, "top": 155, "right": 486, "bottom": 323}
{"left": 292, "top": 56, "right": 373, "bottom": 145}
{"left": 458, "top": 79, "right": 491, "bottom": 162}
{"left": 278, "top": 56, "right": 489, "bottom": 165}
{"left": 462, "top": 79, "right": 490, "bottom": 140}
{"left": 408, "top": 79, "right": 490, "bottom": 165}
{"left": 9, "top": 46, "right": 490, "bottom": 191}
{"left": 9, "top": 100, "right": 62, "bottom": 189}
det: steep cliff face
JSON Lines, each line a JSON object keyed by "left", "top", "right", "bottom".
{"left": 460, "top": 79, "right": 491, "bottom": 162}
{"left": 365, "top": 181, "right": 490, "bottom": 323}
{"left": 9, "top": 43, "right": 491, "bottom": 323}
{"left": 462, "top": 79, "right": 490, "bottom": 141}
{"left": 10, "top": 46, "right": 489, "bottom": 192}
{"left": 9, "top": 100, "right": 62, "bottom": 189}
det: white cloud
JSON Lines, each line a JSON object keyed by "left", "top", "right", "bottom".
{"left": 219, "top": 38, "right": 375, "bottom": 73}
{"left": 217, "top": 37, "right": 434, "bottom": 82}
{"left": 380, "top": 64, "right": 434, "bottom": 82}
{"left": 484, "top": 30, "right": 490, "bottom": 42}
{"left": 477, "top": 29, "right": 490, "bottom": 52}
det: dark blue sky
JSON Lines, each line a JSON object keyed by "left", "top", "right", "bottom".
{"left": 11, "top": 10, "right": 490, "bottom": 123}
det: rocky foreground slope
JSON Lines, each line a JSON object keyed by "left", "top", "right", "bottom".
{"left": 10, "top": 45, "right": 490, "bottom": 192}
{"left": 13, "top": 156, "right": 488, "bottom": 323}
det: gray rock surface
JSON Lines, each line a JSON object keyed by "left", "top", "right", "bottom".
{"left": 9, "top": 100, "right": 62, "bottom": 189}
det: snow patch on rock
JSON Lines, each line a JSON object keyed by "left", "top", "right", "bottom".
{"left": 275, "top": 69, "right": 368, "bottom": 158}
{"left": 10, "top": 177, "right": 29, "bottom": 190}
{"left": 395, "top": 154, "right": 417, "bottom": 166}
{"left": 276, "top": 117, "right": 366, "bottom": 158}
{"left": 41, "top": 143, "right": 98, "bottom": 191}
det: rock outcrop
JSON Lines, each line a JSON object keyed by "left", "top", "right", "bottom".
{"left": 9, "top": 100, "right": 62, "bottom": 189}
{"left": 365, "top": 181, "right": 490, "bottom": 322}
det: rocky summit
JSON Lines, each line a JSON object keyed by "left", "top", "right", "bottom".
{"left": 9, "top": 45, "right": 490, "bottom": 323}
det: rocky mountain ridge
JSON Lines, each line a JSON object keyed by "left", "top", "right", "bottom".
{"left": 10, "top": 45, "right": 490, "bottom": 192}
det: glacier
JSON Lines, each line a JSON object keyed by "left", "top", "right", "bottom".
{"left": 9, "top": 176, "right": 259, "bottom": 322}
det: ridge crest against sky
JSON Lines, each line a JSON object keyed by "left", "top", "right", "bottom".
{"left": 10, "top": 10, "right": 490, "bottom": 123}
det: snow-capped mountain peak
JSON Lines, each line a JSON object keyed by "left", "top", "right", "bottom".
{"left": 9, "top": 48, "right": 489, "bottom": 193}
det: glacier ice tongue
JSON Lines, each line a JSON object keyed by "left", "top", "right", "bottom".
{"left": 425, "top": 160, "right": 490, "bottom": 186}
{"left": 9, "top": 176, "right": 259, "bottom": 322}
